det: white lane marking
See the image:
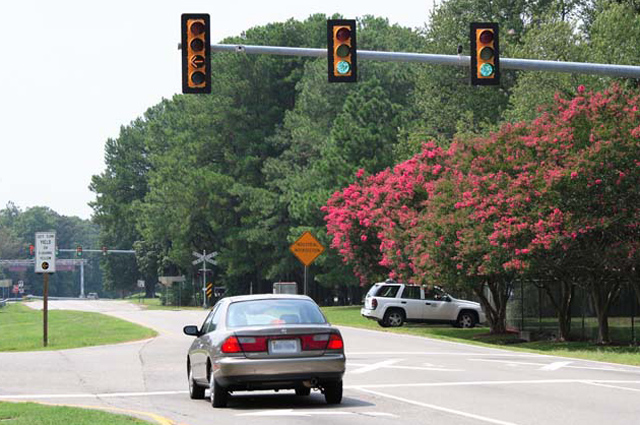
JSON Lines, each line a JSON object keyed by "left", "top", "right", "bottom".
{"left": 347, "top": 351, "right": 540, "bottom": 356}
{"left": 344, "top": 379, "right": 640, "bottom": 390}
{"left": 354, "top": 387, "right": 520, "bottom": 425}
{"left": 584, "top": 382, "right": 640, "bottom": 393}
{"left": 350, "top": 358, "right": 403, "bottom": 374}
{"left": 3, "top": 379, "right": 640, "bottom": 401}
{"left": 540, "top": 361, "right": 572, "bottom": 371}
{"left": 340, "top": 326, "right": 640, "bottom": 371}
{"left": 237, "top": 409, "right": 397, "bottom": 417}
{"left": 0, "top": 390, "right": 189, "bottom": 400}
{"left": 349, "top": 362, "right": 463, "bottom": 372}
{"left": 469, "top": 358, "right": 634, "bottom": 373}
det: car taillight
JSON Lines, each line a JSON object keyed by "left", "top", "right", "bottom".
{"left": 327, "top": 333, "right": 343, "bottom": 350}
{"left": 237, "top": 336, "right": 267, "bottom": 352}
{"left": 371, "top": 298, "right": 378, "bottom": 309}
{"left": 221, "top": 336, "right": 242, "bottom": 353}
{"left": 300, "top": 333, "right": 330, "bottom": 350}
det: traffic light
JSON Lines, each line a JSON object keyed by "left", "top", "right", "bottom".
{"left": 102, "top": 246, "right": 107, "bottom": 256}
{"left": 470, "top": 22, "right": 500, "bottom": 86}
{"left": 76, "top": 245, "right": 83, "bottom": 257}
{"left": 29, "top": 244, "right": 34, "bottom": 256}
{"left": 181, "top": 13, "right": 211, "bottom": 94}
{"left": 327, "top": 19, "right": 357, "bottom": 83}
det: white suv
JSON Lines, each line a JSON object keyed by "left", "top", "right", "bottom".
{"left": 360, "top": 280, "right": 485, "bottom": 328}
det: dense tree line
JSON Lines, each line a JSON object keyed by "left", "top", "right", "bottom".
{"left": 90, "top": 0, "right": 640, "bottom": 322}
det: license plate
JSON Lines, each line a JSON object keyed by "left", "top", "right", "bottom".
{"left": 269, "top": 339, "right": 299, "bottom": 354}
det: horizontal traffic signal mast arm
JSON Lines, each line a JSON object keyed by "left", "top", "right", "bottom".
{"left": 58, "top": 249, "right": 136, "bottom": 254}
{"left": 206, "top": 44, "right": 640, "bottom": 79}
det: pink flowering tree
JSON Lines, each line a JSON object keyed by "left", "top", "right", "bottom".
{"left": 325, "top": 85, "right": 640, "bottom": 342}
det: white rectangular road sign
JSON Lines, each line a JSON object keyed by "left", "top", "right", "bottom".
{"left": 35, "top": 232, "right": 56, "bottom": 274}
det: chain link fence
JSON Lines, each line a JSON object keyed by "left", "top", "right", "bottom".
{"left": 507, "top": 280, "right": 638, "bottom": 343}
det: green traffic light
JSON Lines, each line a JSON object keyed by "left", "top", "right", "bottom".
{"left": 336, "top": 61, "right": 351, "bottom": 74}
{"left": 479, "top": 63, "right": 494, "bottom": 77}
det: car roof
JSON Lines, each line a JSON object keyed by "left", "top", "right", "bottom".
{"left": 222, "top": 293, "right": 315, "bottom": 304}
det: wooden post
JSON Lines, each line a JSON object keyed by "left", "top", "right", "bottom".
{"left": 43, "top": 273, "right": 49, "bottom": 347}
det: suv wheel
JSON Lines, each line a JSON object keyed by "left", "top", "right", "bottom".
{"left": 324, "top": 380, "right": 343, "bottom": 404}
{"left": 209, "top": 369, "right": 228, "bottom": 408}
{"left": 457, "top": 311, "right": 477, "bottom": 328}
{"left": 384, "top": 309, "right": 405, "bottom": 327}
{"left": 188, "top": 365, "right": 205, "bottom": 399}
{"left": 377, "top": 319, "right": 389, "bottom": 328}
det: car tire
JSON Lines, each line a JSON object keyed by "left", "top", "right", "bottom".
{"left": 456, "top": 311, "right": 477, "bottom": 328}
{"left": 383, "top": 309, "right": 405, "bottom": 327}
{"left": 209, "top": 370, "right": 228, "bottom": 408}
{"left": 295, "top": 386, "right": 311, "bottom": 396}
{"left": 324, "top": 380, "right": 343, "bottom": 404}
{"left": 377, "top": 319, "right": 389, "bottom": 328}
{"left": 188, "top": 365, "right": 205, "bottom": 400}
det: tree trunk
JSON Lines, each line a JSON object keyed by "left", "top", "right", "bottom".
{"left": 589, "top": 276, "right": 621, "bottom": 345}
{"left": 473, "top": 280, "right": 509, "bottom": 334}
{"left": 542, "top": 279, "right": 574, "bottom": 341}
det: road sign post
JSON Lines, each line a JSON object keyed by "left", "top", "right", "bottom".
{"left": 289, "top": 232, "right": 325, "bottom": 296}
{"left": 35, "top": 232, "right": 56, "bottom": 347}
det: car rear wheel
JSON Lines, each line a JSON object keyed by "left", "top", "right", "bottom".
{"left": 457, "top": 311, "right": 477, "bottom": 328}
{"left": 188, "top": 366, "right": 205, "bottom": 399}
{"left": 209, "top": 370, "right": 228, "bottom": 408}
{"left": 383, "top": 309, "right": 405, "bottom": 327}
{"left": 295, "top": 386, "right": 311, "bottom": 396}
{"left": 324, "top": 380, "right": 343, "bottom": 404}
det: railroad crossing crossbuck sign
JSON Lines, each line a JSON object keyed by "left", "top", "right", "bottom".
{"left": 192, "top": 251, "right": 217, "bottom": 266}
{"left": 290, "top": 232, "right": 325, "bottom": 266}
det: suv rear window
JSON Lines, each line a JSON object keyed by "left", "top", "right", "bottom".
{"left": 374, "top": 285, "right": 400, "bottom": 298}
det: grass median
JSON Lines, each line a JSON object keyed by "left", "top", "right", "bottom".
{"left": 0, "top": 303, "right": 157, "bottom": 352}
{"left": 124, "top": 293, "right": 203, "bottom": 311}
{"left": 0, "top": 402, "right": 152, "bottom": 425}
{"left": 322, "top": 306, "right": 640, "bottom": 366}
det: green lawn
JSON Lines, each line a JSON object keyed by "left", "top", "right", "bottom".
{"left": 0, "top": 402, "right": 152, "bottom": 425}
{"left": 122, "top": 295, "right": 203, "bottom": 311}
{"left": 322, "top": 306, "right": 640, "bottom": 366}
{"left": 0, "top": 303, "right": 157, "bottom": 352}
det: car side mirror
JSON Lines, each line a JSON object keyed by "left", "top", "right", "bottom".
{"left": 444, "top": 296, "right": 452, "bottom": 302}
{"left": 183, "top": 325, "right": 200, "bottom": 337}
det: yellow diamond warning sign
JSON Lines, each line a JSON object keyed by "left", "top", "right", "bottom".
{"left": 290, "top": 231, "right": 325, "bottom": 266}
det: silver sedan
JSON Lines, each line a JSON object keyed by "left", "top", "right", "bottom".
{"left": 183, "top": 294, "right": 346, "bottom": 408}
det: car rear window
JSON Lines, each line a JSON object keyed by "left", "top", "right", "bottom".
{"left": 226, "top": 299, "right": 327, "bottom": 328}
{"left": 374, "top": 285, "right": 400, "bottom": 298}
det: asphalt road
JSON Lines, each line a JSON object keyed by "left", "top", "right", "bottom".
{"left": 1, "top": 300, "right": 639, "bottom": 425}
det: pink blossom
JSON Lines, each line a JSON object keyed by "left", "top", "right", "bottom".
{"left": 570, "top": 171, "right": 578, "bottom": 179}
{"left": 577, "top": 85, "right": 585, "bottom": 94}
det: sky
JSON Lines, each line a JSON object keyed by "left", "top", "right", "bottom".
{"left": 0, "top": 0, "right": 435, "bottom": 220}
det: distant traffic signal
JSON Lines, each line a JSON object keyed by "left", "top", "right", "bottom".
{"left": 102, "top": 246, "right": 108, "bottom": 256}
{"left": 181, "top": 13, "right": 211, "bottom": 94}
{"left": 76, "top": 246, "right": 83, "bottom": 257}
{"left": 327, "top": 19, "right": 357, "bottom": 83}
{"left": 470, "top": 22, "right": 500, "bottom": 86}
{"left": 29, "top": 244, "right": 34, "bottom": 256}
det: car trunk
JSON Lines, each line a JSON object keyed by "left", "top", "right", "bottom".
{"left": 232, "top": 324, "right": 339, "bottom": 359}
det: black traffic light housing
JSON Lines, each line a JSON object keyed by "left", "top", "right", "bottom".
{"left": 327, "top": 19, "right": 357, "bottom": 83}
{"left": 181, "top": 13, "right": 211, "bottom": 94}
{"left": 470, "top": 22, "right": 500, "bottom": 86}
{"left": 76, "top": 245, "right": 83, "bottom": 257}
{"left": 29, "top": 244, "right": 34, "bottom": 256}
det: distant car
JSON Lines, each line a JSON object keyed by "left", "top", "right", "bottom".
{"left": 87, "top": 293, "right": 99, "bottom": 300}
{"left": 183, "top": 294, "right": 346, "bottom": 408}
{"left": 360, "top": 280, "right": 486, "bottom": 328}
